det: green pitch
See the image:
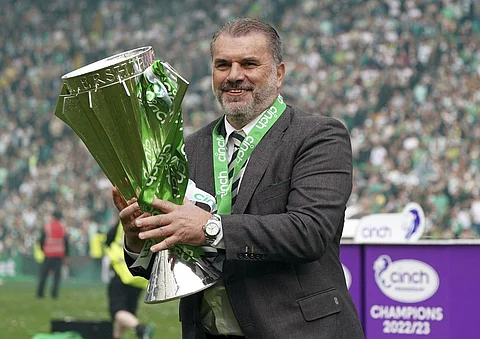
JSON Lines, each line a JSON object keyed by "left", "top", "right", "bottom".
{"left": 0, "top": 279, "right": 181, "bottom": 339}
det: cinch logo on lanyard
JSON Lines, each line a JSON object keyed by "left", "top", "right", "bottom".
{"left": 211, "top": 95, "right": 286, "bottom": 214}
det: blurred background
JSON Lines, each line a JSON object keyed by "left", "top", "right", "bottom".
{"left": 1, "top": 0, "right": 479, "bottom": 338}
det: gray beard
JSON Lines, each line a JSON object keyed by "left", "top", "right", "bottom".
{"left": 214, "top": 69, "right": 278, "bottom": 128}
{"left": 222, "top": 100, "right": 257, "bottom": 127}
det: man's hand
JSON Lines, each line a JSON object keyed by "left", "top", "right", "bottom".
{"left": 132, "top": 197, "right": 212, "bottom": 253}
{"left": 112, "top": 187, "right": 148, "bottom": 253}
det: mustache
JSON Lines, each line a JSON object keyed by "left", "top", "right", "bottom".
{"left": 221, "top": 82, "right": 254, "bottom": 91}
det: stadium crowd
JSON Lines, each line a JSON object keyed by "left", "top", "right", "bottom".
{"left": 1, "top": 0, "right": 480, "bottom": 256}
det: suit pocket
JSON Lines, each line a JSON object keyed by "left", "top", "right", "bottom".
{"left": 255, "top": 177, "right": 291, "bottom": 202}
{"left": 250, "top": 178, "right": 290, "bottom": 214}
{"left": 297, "top": 288, "right": 342, "bottom": 321}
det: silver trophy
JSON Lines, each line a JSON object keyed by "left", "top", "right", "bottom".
{"left": 55, "top": 46, "right": 221, "bottom": 303}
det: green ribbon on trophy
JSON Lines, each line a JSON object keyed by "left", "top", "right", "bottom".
{"left": 136, "top": 61, "right": 188, "bottom": 211}
{"left": 55, "top": 47, "right": 203, "bottom": 266}
{"left": 134, "top": 60, "right": 204, "bottom": 264}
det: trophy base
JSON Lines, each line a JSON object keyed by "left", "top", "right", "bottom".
{"left": 144, "top": 248, "right": 222, "bottom": 303}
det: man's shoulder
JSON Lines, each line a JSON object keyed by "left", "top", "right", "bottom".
{"left": 185, "top": 118, "right": 220, "bottom": 143}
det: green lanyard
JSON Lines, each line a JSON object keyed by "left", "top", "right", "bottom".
{"left": 212, "top": 95, "right": 287, "bottom": 214}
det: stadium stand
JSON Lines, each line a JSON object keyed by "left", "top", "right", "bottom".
{"left": 1, "top": 0, "right": 479, "bottom": 256}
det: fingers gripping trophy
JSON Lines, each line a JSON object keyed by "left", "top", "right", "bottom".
{"left": 55, "top": 47, "right": 221, "bottom": 303}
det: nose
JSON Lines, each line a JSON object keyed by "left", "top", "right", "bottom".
{"left": 226, "top": 62, "right": 245, "bottom": 83}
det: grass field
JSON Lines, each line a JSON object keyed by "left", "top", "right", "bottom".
{"left": 0, "top": 278, "right": 181, "bottom": 339}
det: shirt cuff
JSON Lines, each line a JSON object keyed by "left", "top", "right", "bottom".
{"left": 124, "top": 247, "right": 140, "bottom": 260}
{"left": 211, "top": 215, "right": 225, "bottom": 249}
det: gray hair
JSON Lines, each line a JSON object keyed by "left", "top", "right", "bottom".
{"left": 210, "top": 17, "right": 283, "bottom": 66}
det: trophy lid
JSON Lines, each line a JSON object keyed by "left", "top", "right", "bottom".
{"left": 61, "top": 46, "right": 155, "bottom": 95}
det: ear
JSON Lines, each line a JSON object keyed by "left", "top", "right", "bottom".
{"left": 276, "top": 62, "right": 285, "bottom": 89}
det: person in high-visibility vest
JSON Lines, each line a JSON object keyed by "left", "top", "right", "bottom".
{"left": 36, "top": 209, "right": 69, "bottom": 299}
{"left": 104, "top": 221, "right": 155, "bottom": 339}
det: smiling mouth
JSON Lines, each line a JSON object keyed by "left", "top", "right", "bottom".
{"left": 221, "top": 82, "right": 253, "bottom": 93}
{"left": 226, "top": 89, "right": 248, "bottom": 94}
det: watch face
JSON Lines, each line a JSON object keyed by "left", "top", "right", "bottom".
{"left": 206, "top": 222, "right": 219, "bottom": 236}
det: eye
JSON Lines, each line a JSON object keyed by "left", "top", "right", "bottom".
{"left": 215, "top": 62, "right": 230, "bottom": 71}
{"left": 243, "top": 61, "right": 258, "bottom": 69}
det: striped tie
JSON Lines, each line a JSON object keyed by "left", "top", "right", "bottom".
{"left": 228, "top": 130, "right": 246, "bottom": 207}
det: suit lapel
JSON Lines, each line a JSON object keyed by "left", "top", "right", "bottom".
{"left": 233, "top": 107, "right": 292, "bottom": 214}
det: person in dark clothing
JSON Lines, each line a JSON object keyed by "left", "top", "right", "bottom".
{"left": 36, "top": 209, "right": 69, "bottom": 299}
{"left": 105, "top": 222, "right": 155, "bottom": 339}
{"left": 114, "top": 17, "right": 365, "bottom": 339}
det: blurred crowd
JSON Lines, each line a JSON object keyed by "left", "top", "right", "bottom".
{"left": 1, "top": 0, "right": 480, "bottom": 256}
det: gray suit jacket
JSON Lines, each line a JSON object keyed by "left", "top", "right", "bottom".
{"left": 178, "top": 105, "right": 365, "bottom": 339}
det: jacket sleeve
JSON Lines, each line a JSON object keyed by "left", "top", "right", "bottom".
{"left": 124, "top": 250, "right": 155, "bottom": 280}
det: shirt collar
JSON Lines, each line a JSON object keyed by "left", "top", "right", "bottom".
{"left": 223, "top": 113, "right": 263, "bottom": 140}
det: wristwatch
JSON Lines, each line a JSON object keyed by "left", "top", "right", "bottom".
{"left": 203, "top": 214, "right": 221, "bottom": 245}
